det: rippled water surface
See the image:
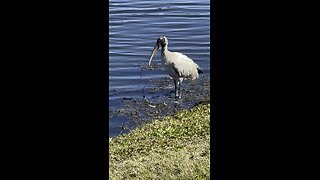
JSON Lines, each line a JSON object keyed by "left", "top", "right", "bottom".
{"left": 109, "top": 0, "right": 210, "bottom": 137}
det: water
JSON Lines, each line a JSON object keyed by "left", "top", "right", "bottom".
{"left": 109, "top": 0, "right": 210, "bottom": 137}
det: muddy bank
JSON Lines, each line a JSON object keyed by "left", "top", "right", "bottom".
{"left": 109, "top": 72, "right": 210, "bottom": 137}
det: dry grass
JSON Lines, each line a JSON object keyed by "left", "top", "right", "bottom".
{"left": 109, "top": 103, "right": 210, "bottom": 179}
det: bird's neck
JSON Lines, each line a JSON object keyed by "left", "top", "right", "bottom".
{"left": 161, "top": 45, "right": 168, "bottom": 52}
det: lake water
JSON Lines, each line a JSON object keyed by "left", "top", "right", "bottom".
{"left": 109, "top": 0, "right": 210, "bottom": 137}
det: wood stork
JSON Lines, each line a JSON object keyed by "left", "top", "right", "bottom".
{"left": 148, "top": 36, "right": 203, "bottom": 99}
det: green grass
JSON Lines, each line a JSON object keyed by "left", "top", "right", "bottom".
{"left": 109, "top": 103, "right": 210, "bottom": 179}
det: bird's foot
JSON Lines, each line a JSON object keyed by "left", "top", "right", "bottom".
{"left": 174, "top": 97, "right": 181, "bottom": 104}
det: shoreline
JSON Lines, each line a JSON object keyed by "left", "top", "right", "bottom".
{"left": 109, "top": 74, "right": 210, "bottom": 137}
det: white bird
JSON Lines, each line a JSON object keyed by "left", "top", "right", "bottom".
{"left": 148, "top": 36, "right": 203, "bottom": 99}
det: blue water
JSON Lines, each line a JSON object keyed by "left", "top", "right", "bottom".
{"left": 109, "top": 0, "right": 210, "bottom": 136}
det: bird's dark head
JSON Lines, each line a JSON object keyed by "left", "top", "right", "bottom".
{"left": 157, "top": 36, "right": 168, "bottom": 47}
{"left": 148, "top": 36, "right": 168, "bottom": 66}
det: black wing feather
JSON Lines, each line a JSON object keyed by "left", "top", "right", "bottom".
{"left": 197, "top": 68, "right": 203, "bottom": 74}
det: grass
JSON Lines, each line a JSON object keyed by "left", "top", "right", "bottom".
{"left": 109, "top": 103, "right": 210, "bottom": 179}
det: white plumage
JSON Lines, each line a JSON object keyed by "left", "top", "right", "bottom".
{"left": 148, "top": 36, "right": 203, "bottom": 99}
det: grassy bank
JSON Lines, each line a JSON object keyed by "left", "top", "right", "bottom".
{"left": 109, "top": 103, "right": 210, "bottom": 179}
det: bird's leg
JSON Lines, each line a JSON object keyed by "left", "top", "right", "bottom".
{"left": 174, "top": 79, "right": 179, "bottom": 99}
{"left": 178, "top": 80, "right": 181, "bottom": 99}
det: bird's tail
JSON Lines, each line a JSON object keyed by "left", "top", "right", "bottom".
{"left": 197, "top": 68, "right": 203, "bottom": 74}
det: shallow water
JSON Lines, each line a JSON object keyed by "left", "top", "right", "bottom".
{"left": 109, "top": 0, "right": 210, "bottom": 137}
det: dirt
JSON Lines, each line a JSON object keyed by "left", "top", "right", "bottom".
{"left": 109, "top": 72, "right": 210, "bottom": 136}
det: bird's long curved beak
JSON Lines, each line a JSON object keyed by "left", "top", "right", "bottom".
{"left": 148, "top": 43, "right": 160, "bottom": 66}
